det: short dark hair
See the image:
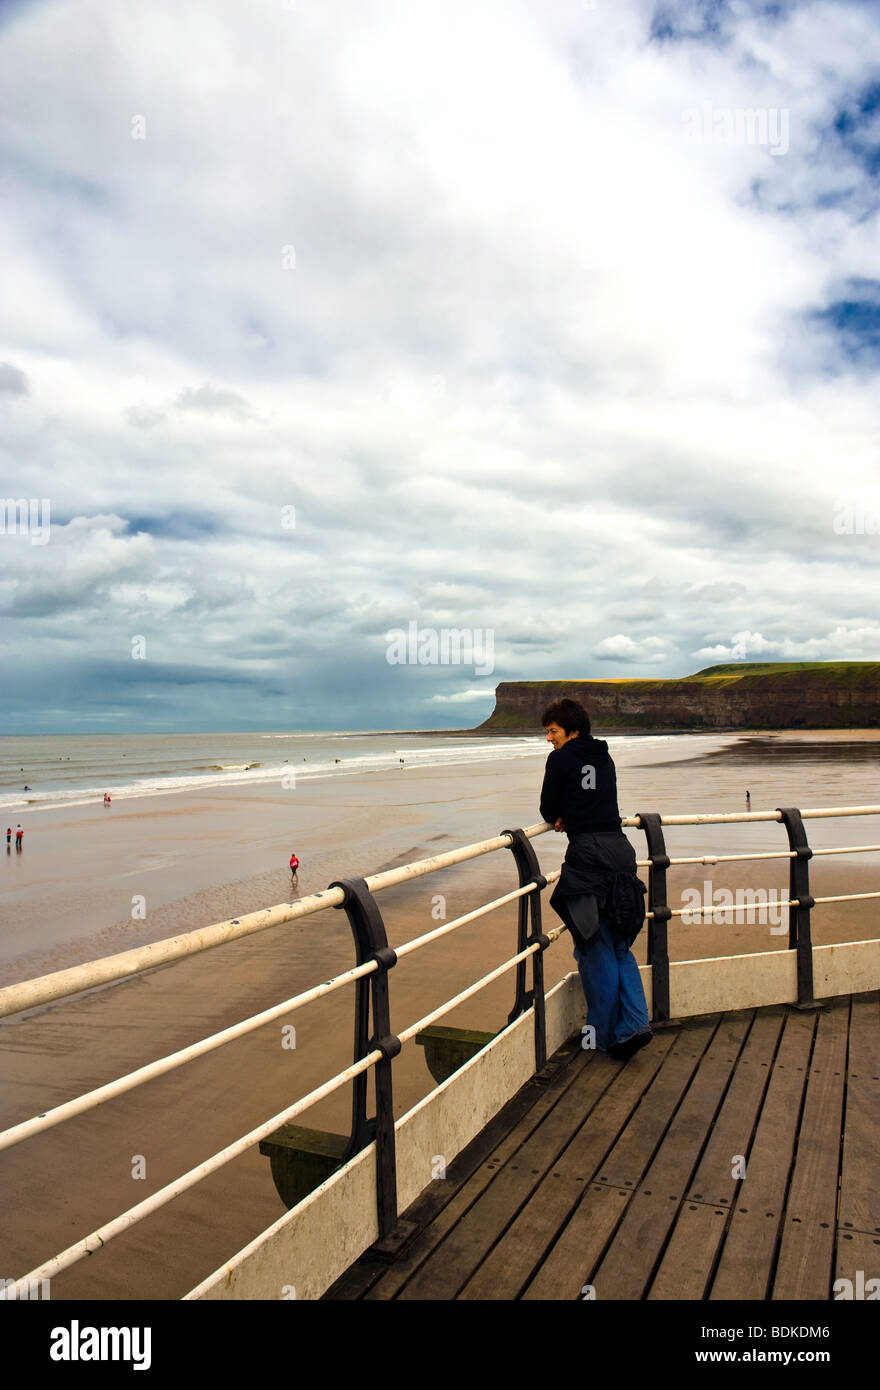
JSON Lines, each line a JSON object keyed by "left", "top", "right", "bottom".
{"left": 541, "top": 698, "right": 590, "bottom": 737}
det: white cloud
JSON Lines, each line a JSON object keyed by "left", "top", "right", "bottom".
{"left": 694, "top": 625, "right": 880, "bottom": 662}
{"left": 174, "top": 384, "right": 259, "bottom": 421}
{"left": 694, "top": 632, "right": 777, "bottom": 662}
{"left": 427, "top": 687, "right": 497, "bottom": 704}
{"left": 0, "top": 0, "right": 878, "bottom": 729}
{"left": 2, "top": 515, "right": 161, "bottom": 617}
{"left": 593, "top": 635, "right": 669, "bottom": 664}
{"left": 0, "top": 361, "right": 29, "bottom": 396}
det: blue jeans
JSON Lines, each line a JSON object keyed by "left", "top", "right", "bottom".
{"left": 573, "top": 913, "right": 651, "bottom": 1052}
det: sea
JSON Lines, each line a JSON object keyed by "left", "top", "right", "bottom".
{"left": 0, "top": 730, "right": 686, "bottom": 813}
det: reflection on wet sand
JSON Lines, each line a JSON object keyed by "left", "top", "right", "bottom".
{"left": 653, "top": 736, "right": 880, "bottom": 766}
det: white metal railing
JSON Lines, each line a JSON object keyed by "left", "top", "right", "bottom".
{"left": 1, "top": 803, "right": 878, "bottom": 1301}
{"left": 0, "top": 870, "right": 560, "bottom": 1155}
{"left": 0, "top": 926, "right": 565, "bottom": 1295}
{"left": 0, "top": 827, "right": 546, "bottom": 1019}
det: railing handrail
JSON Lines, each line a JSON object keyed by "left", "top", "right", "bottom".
{"left": 631, "top": 805, "right": 880, "bottom": 824}
{"left": 657, "top": 893, "right": 880, "bottom": 920}
{"left": 0, "top": 870, "right": 560, "bottom": 1156}
{"left": 8, "top": 841, "right": 872, "bottom": 1156}
{"left": 2, "top": 805, "right": 879, "bottom": 1021}
{"left": 650, "top": 844, "right": 880, "bottom": 867}
{"left": 0, "top": 824, "right": 546, "bottom": 1020}
{"left": 0, "top": 920, "right": 565, "bottom": 1298}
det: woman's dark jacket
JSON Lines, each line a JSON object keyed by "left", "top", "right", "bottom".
{"left": 540, "top": 736, "right": 647, "bottom": 952}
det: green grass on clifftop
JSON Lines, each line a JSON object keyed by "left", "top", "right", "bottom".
{"left": 685, "top": 662, "right": 880, "bottom": 688}
{"left": 503, "top": 662, "right": 880, "bottom": 691}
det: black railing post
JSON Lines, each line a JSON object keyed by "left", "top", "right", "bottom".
{"left": 502, "top": 828, "right": 550, "bottom": 1071}
{"left": 330, "top": 876, "right": 402, "bottom": 1241}
{"left": 776, "top": 808, "right": 815, "bottom": 1007}
{"left": 638, "top": 813, "right": 671, "bottom": 1024}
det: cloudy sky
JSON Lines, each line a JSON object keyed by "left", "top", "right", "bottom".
{"left": 1, "top": 0, "right": 878, "bottom": 733}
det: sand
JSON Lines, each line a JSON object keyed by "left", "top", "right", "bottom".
{"left": 0, "top": 731, "right": 878, "bottom": 1299}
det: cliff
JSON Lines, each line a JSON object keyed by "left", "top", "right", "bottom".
{"left": 476, "top": 662, "right": 880, "bottom": 732}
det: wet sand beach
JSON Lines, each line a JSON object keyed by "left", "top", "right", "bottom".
{"left": 0, "top": 731, "right": 878, "bottom": 1299}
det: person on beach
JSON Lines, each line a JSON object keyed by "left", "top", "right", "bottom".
{"left": 6, "top": 827, "right": 10, "bottom": 846}
{"left": 289, "top": 852, "right": 299, "bottom": 885}
{"left": 103, "top": 793, "right": 111, "bottom": 806}
{"left": 15, "top": 824, "right": 23, "bottom": 849}
{"left": 540, "top": 698, "right": 652, "bottom": 1061}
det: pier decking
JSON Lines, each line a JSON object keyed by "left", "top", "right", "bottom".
{"left": 326, "top": 992, "right": 879, "bottom": 1300}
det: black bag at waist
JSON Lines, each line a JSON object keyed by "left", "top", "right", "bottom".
{"left": 549, "top": 831, "right": 647, "bottom": 950}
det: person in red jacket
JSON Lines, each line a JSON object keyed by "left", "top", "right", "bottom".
{"left": 289, "top": 852, "right": 299, "bottom": 886}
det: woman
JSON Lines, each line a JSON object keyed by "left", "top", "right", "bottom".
{"left": 539, "top": 697, "right": 652, "bottom": 1060}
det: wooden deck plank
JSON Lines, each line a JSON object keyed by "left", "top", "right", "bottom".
{"left": 838, "top": 992, "right": 880, "bottom": 1237}
{"left": 647, "top": 1008, "right": 787, "bottom": 1300}
{"left": 520, "top": 1184, "right": 633, "bottom": 1301}
{"left": 686, "top": 1006, "right": 786, "bottom": 1207}
{"left": 647, "top": 1201, "right": 730, "bottom": 1300}
{"left": 456, "top": 1032, "right": 678, "bottom": 1299}
{"left": 590, "top": 1012, "right": 752, "bottom": 1299}
{"left": 834, "top": 1230, "right": 880, "bottom": 1298}
{"left": 594, "top": 1016, "right": 718, "bottom": 1190}
{"left": 394, "top": 1048, "right": 630, "bottom": 1299}
{"left": 709, "top": 1008, "right": 817, "bottom": 1300}
{"left": 342, "top": 1039, "right": 590, "bottom": 1300}
{"left": 772, "top": 999, "right": 849, "bottom": 1299}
